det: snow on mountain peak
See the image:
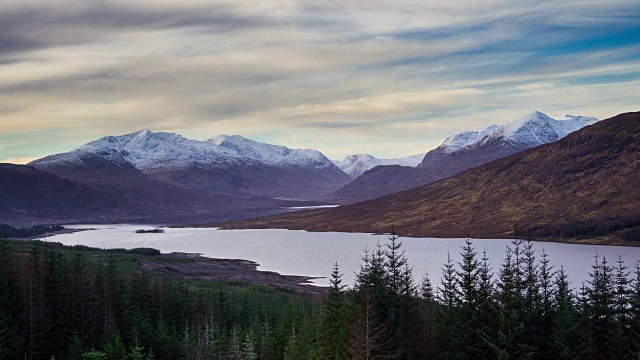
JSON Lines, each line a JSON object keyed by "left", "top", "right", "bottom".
{"left": 483, "top": 110, "right": 599, "bottom": 147}
{"left": 334, "top": 153, "right": 426, "bottom": 179}
{"left": 207, "top": 134, "right": 334, "bottom": 168}
{"left": 439, "top": 125, "right": 499, "bottom": 153}
{"left": 73, "top": 130, "right": 336, "bottom": 171}
{"left": 438, "top": 111, "right": 599, "bottom": 153}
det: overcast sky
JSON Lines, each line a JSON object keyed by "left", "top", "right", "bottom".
{"left": 1, "top": 0, "right": 639, "bottom": 163}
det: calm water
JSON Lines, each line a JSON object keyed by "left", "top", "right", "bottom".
{"left": 43, "top": 224, "right": 640, "bottom": 288}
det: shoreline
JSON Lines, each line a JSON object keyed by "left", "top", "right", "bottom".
{"left": 141, "top": 252, "right": 327, "bottom": 295}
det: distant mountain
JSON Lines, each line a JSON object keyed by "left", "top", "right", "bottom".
{"left": 213, "top": 111, "right": 640, "bottom": 242}
{"left": 333, "top": 153, "right": 426, "bottom": 179}
{"left": 329, "top": 111, "right": 598, "bottom": 203}
{"left": 31, "top": 130, "right": 351, "bottom": 200}
{"left": 27, "top": 148, "right": 305, "bottom": 226}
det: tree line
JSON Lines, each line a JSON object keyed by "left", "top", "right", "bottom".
{"left": 2, "top": 234, "right": 640, "bottom": 359}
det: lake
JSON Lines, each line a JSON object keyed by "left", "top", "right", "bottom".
{"left": 42, "top": 224, "right": 640, "bottom": 288}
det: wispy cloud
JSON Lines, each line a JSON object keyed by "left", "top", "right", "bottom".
{"left": 0, "top": 0, "right": 638, "bottom": 160}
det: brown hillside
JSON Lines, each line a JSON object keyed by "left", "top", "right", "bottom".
{"left": 211, "top": 112, "right": 640, "bottom": 241}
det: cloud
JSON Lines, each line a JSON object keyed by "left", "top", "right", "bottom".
{"left": 0, "top": 0, "right": 639, "bottom": 159}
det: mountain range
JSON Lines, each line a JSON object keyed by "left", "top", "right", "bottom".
{"left": 1, "top": 110, "right": 608, "bottom": 229}
{"left": 329, "top": 111, "right": 598, "bottom": 203}
{"left": 212, "top": 111, "right": 640, "bottom": 242}
{"left": 31, "top": 130, "right": 351, "bottom": 201}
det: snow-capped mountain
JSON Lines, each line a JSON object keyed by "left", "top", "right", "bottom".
{"left": 31, "top": 130, "right": 352, "bottom": 200}
{"left": 471, "top": 111, "right": 598, "bottom": 150}
{"left": 433, "top": 111, "right": 598, "bottom": 157}
{"left": 78, "top": 130, "right": 337, "bottom": 171}
{"left": 331, "top": 111, "right": 598, "bottom": 203}
{"left": 439, "top": 125, "right": 500, "bottom": 153}
{"left": 333, "top": 153, "right": 426, "bottom": 179}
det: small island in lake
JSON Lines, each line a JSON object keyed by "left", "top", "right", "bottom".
{"left": 135, "top": 228, "right": 165, "bottom": 234}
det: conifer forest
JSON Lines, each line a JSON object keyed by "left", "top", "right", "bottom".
{"left": 2, "top": 235, "right": 640, "bottom": 359}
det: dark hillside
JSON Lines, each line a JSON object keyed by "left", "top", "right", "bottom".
{"left": 214, "top": 112, "right": 640, "bottom": 243}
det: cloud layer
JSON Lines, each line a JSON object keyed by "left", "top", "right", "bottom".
{"left": 1, "top": 0, "right": 639, "bottom": 161}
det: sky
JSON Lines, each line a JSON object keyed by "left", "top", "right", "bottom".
{"left": 0, "top": 0, "right": 639, "bottom": 163}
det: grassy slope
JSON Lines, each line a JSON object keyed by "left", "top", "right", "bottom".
{"left": 212, "top": 112, "right": 640, "bottom": 242}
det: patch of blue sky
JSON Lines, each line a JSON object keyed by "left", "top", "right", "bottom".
{"left": 566, "top": 71, "right": 640, "bottom": 86}
{"left": 0, "top": 129, "right": 78, "bottom": 161}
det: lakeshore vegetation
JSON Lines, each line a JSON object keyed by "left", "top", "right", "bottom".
{"left": 2, "top": 235, "right": 640, "bottom": 359}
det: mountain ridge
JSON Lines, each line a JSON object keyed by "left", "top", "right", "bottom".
{"left": 211, "top": 111, "right": 639, "bottom": 243}
{"left": 30, "top": 130, "right": 352, "bottom": 200}
{"left": 329, "top": 111, "right": 598, "bottom": 203}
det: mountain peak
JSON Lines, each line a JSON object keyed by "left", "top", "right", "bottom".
{"left": 333, "top": 152, "right": 426, "bottom": 179}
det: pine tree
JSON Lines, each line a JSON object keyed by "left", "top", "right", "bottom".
{"left": 520, "top": 240, "right": 542, "bottom": 357}
{"left": 21, "top": 250, "right": 53, "bottom": 360}
{"left": 611, "top": 255, "right": 632, "bottom": 359}
{"left": 103, "top": 316, "right": 127, "bottom": 360}
{"left": 550, "top": 267, "right": 587, "bottom": 359}
{"left": 347, "top": 285, "right": 399, "bottom": 360}
{"left": 398, "top": 262, "right": 422, "bottom": 358}
{"left": 385, "top": 232, "right": 407, "bottom": 300}
{"left": 348, "top": 246, "right": 400, "bottom": 359}
{"left": 419, "top": 271, "right": 438, "bottom": 359}
{"left": 242, "top": 332, "right": 258, "bottom": 360}
{"left": 455, "top": 238, "right": 492, "bottom": 359}
{"left": 475, "top": 249, "right": 497, "bottom": 360}
{"left": 0, "top": 240, "right": 23, "bottom": 359}
{"left": 437, "top": 251, "right": 459, "bottom": 360}
{"left": 629, "top": 262, "right": 640, "bottom": 357}
{"left": 319, "top": 262, "right": 349, "bottom": 359}
{"left": 536, "top": 249, "right": 555, "bottom": 359}
{"left": 586, "top": 254, "right": 615, "bottom": 358}
{"left": 486, "top": 242, "right": 533, "bottom": 359}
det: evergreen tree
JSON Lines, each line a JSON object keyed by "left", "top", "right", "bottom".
{"left": 550, "top": 266, "right": 587, "bottom": 359}
{"left": 475, "top": 249, "right": 497, "bottom": 360}
{"left": 21, "top": 250, "right": 54, "bottom": 359}
{"left": 486, "top": 243, "right": 533, "bottom": 359}
{"left": 455, "top": 239, "right": 492, "bottom": 359}
{"left": 520, "top": 241, "right": 542, "bottom": 357}
{"left": 348, "top": 246, "right": 400, "bottom": 359}
{"left": 0, "top": 241, "right": 23, "bottom": 359}
{"left": 319, "top": 263, "right": 349, "bottom": 359}
{"left": 585, "top": 254, "right": 615, "bottom": 358}
{"left": 536, "top": 249, "right": 555, "bottom": 359}
{"left": 437, "top": 251, "right": 459, "bottom": 360}
{"left": 103, "top": 316, "right": 127, "bottom": 360}
{"left": 611, "top": 255, "right": 632, "bottom": 359}
{"left": 347, "top": 285, "right": 399, "bottom": 359}
{"left": 243, "top": 331, "right": 258, "bottom": 360}
{"left": 419, "top": 271, "right": 438, "bottom": 359}
{"left": 629, "top": 262, "right": 640, "bottom": 357}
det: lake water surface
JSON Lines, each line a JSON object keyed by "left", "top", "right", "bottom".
{"left": 44, "top": 224, "right": 640, "bottom": 288}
